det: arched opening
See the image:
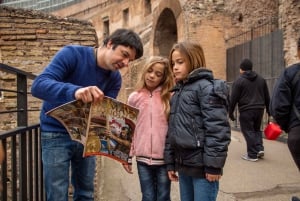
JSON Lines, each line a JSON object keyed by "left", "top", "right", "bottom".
{"left": 154, "top": 8, "right": 177, "bottom": 57}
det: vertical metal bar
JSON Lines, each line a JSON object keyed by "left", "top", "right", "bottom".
{"left": 250, "top": 28, "right": 253, "bottom": 59}
{"left": 11, "top": 136, "right": 17, "bottom": 201}
{"left": 34, "top": 128, "right": 39, "bottom": 201}
{"left": 19, "top": 131, "right": 27, "bottom": 201}
{"left": 28, "top": 130, "right": 33, "bottom": 201}
{"left": 17, "top": 73, "right": 28, "bottom": 200}
{"left": 17, "top": 74, "right": 27, "bottom": 127}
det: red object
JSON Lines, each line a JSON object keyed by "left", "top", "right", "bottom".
{"left": 264, "top": 122, "right": 282, "bottom": 140}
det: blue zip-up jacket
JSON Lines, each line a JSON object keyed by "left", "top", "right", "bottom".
{"left": 31, "top": 45, "right": 121, "bottom": 133}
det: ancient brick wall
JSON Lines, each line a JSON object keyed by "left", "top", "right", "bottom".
{"left": 0, "top": 6, "right": 98, "bottom": 129}
{"left": 223, "top": 0, "right": 279, "bottom": 30}
{"left": 179, "top": 0, "right": 279, "bottom": 78}
{"left": 44, "top": 0, "right": 300, "bottom": 70}
{"left": 279, "top": 1, "right": 300, "bottom": 65}
{"left": 180, "top": 0, "right": 299, "bottom": 70}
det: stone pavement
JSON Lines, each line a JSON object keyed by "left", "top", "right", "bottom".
{"left": 96, "top": 130, "right": 300, "bottom": 201}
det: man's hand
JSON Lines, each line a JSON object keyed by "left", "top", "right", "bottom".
{"left": 75, "top": 86, "right": 104, "bottom": 103}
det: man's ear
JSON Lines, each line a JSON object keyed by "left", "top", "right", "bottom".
{"left": 107, "top": 40, "right": 113, "bottom": 49}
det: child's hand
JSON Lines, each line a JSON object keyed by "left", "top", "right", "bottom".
{"left": 168, "top": 171, "right": 179, "bottom": 182}
{"left": 206, "top": 173, "right": 221, "bottom": 182}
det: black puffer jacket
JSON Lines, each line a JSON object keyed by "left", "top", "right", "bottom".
{"left": 164, "top": 68, "right": 231, "bottom": 177}
{"left": 270, "top": 63, "right": 300, "bottom": 132}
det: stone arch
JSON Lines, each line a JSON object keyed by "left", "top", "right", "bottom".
{"left": 150, "top": 0, "right": 183, "bottom": 57}
{"left": 154, "top": 8, "right": 177, "bottom": 57}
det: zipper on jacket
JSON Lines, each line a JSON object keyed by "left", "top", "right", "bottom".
{"left": 192, "top": 119, "right": 201, "bottom": 147}
{"left": 174, "top": 87, "right": 183, "bottom": 113}
{"left": 150, "top": 91, "right": 153, "bottom": 164}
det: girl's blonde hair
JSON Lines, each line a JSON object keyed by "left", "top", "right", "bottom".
{"left": 169, "top": 41, "right": 206, "bottom": 73}
{"left": 135, "top": 56, "right": 174, "bottom": 118}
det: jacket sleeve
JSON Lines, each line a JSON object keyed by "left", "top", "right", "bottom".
{"left": 270, "top": 69, "right": 292, "bottom": 132}
{"left": 200, "top": 83, "right": 231, "bottom": 173}
{"left": 31, "top": 46, "right": 81, "bottom": 103}
{"left": 228, "top": 80, "right": 241, "bottom": 119}
{"left": 163, "top": 131, "right": 176, "bottom": 171}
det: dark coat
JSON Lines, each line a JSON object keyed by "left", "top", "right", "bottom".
{"left": 270, "top": 63, "right": 300, "bottom": 132}
{"left": 164, "top": 68, "right": 231, "bottom": 177}
{"left": 229, "top": 70, "right": 270, "bottom": 119}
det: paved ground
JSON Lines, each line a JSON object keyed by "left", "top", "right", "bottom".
{"left": 95, "top": 130, "right": 300, "bottom": 201}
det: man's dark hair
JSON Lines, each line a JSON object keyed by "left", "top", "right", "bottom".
{"left": 240, "top": 58, "right": 253, "bottom": 71}
{"left": 103, "top": 28, "right": 143, "bottom": 59}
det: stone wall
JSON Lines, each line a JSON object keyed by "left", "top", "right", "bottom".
{"left": 279, "top": 0, "right": 300, "bottom": 65}
{"left": 0, "top": 6, "right": 98, "bottom": 129}
{"left": 48, "top": 0, "right": 300, "bottom": 77}
{"left": 223, "top": 0, "right": 279, "bottom": 30}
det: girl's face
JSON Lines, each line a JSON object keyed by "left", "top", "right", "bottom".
{"left": 171, "top": 50, "right": 189, "bottom": 82}
{"left": 144, "top": 63, "right": 165, "bottom": 91}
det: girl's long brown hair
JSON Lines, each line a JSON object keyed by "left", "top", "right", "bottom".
{"left": 135, "top": 56, "right": 174, "bottom": 118}
{"left": 169, "top": 41, "right": 206, "bottom": 73}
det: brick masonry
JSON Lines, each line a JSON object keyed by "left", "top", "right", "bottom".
{"left": 0, "top": 6, "right": 98, "bottom": 129}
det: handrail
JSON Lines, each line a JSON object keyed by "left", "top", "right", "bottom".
{"left": 0, "top": 63, "right": 44, "bottom": 201}
{"left": 0, "top": 63, "right": 36, "bottom": 80}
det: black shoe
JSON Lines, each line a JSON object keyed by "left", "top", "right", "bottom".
{"left": 291, "top": 196, "right": 300, "bottom": 201}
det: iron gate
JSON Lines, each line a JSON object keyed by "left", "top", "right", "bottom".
{"left": 226, "top": 26, "right": 285, "bottom": 132}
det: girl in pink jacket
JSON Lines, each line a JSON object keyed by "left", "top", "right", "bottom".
{"left": 123, "top": 56, "right": 174, "bottom": 201}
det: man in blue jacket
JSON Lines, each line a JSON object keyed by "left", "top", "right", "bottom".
{"left": 229, "top": 58, "right": 270, "bottom": 162}
{"left": 31, "top": 28, "right": 143, "bottom": 201}
{"left": 270, "top": 37, "right": 300, "bottom": 201}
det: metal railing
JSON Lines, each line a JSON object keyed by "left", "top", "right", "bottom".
{"left": 0, "top": 63, "right": 44, "bottom": 201}
{"left": 0, "top": 0, "right": 82, "bottom": 13}
{"left": 225, "top": 17, "right": 280, "bottom": 48}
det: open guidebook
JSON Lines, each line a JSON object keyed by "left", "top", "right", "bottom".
{"left": 46, "top": 96, "right": 139, "bottom": 165}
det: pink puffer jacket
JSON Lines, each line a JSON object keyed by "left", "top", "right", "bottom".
{"left": 127, "top": 87, "right": 168, "bottom": 165}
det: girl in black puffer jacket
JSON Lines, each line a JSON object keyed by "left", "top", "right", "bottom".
{"left": 164, "top": 41, "right": 231, "bottom": 201}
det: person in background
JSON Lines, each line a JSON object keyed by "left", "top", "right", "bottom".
{"left": 164, "top": 41, "right": 231, "bottom": 201}
{"left": 229, "top": 58, "right": 270, "bottom": 162}
{"left": 31, "top": 28, "right": 143, "bottom": 201}
{"left": 269, "top": 37, "right": 300, "bottom": 201}
{"left": 123, "top": 56, "right": 174, "bottom": 201}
